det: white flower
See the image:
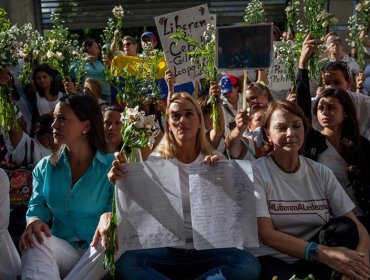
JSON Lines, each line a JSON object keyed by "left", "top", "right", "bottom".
{"left": 322, "top": 20, "right": 329, "bottom": 28}
{"left": 55, "top": 51, "right": 64, "bottom": 61}
{"left": 112, "top": 5, "right": 124, "bottom": 18}
{"left": 330, "top": 17, "right": 338, "bottom": 24}
{"left": 46, "top": 50, "right": 54, "bottom": 58}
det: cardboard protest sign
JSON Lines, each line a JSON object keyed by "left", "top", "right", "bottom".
{"left": 266, "top": 42, "right": 295, "bottom": 94}
{"left": 154, "top": 4, "right": 211, "bottom": 85}
{"left": 216, "top": 23, "right": 273, "bottom": 70}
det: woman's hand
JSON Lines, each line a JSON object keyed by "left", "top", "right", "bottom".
{"left": 209, "top": 81, "right": 221, "bottom": 97}
{"left": 107, "top": 152, "right": 126, "bottom": 183}
{"left": 19, "top": 219, "right": 51, "bottom": 251}
{"left": 165, "top": 69, "right": 175, "bottom": 98}
{"left": 235, "top": 110, "right": 249, "bottom": 133}
{"left": 299, "top": 34, "right": 317, "bottom": 69}
{"left": 63, "top": 76, "right": 75, "bottom": 94}
{"left": 319, "top": 245, "right": 370, "bottom": 280}
{"left": 91, "top": 212, "right": 116, "bottom": 250}
{"left": 355, "top": 72, "right": 365, "bottom": 92}
{"left": 203, "top": 154, "right": 224, "bottom": 165}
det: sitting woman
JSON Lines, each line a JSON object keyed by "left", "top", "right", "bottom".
{"left": 251, "top": 100, "right": 369, "bottom": 280}
{"left": 83, "top": 78, "right": 106, "bottom": 105}
{"left": 297, "top": 35, "right": 370, "bottom": 230}
{"left": 19, "top": 94, "right": 114, "bottom": 280}
{"left": 0, "top": 168, "right": 21, "bottom": 280}
{"left": 103, "top": 105, "right": 123, "bottom": 153}
{"left": 109, "top": 92, "right": 261, "bottom": 280}
{"left": 27, "top": 64, "right": 64, "bottom": 132}
{"left": 6, "top": 113, "right": 58, "bottom": 165}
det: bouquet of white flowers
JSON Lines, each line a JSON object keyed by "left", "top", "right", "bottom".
{"left": 103, "top": 105, "right": 159, "bottom": 276}
{"left": 347, "top": 0, "right": 370, "bottom": 70}
{"left": 243, "top": 0, "right": 266, "bottom": 25}
{"left": 0, "top": 9, "right": 21, "bottom": 130}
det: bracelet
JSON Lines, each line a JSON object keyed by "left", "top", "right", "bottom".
{"left": 304, "top": 242, "right": 318, "bottom": 262}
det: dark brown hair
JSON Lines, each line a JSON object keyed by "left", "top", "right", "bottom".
{"left": 50, "top": 94, "right": 108, "bottom": 166}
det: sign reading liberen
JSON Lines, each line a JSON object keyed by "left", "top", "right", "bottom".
{"left": 266, "top": 42, "right": 295, "bottom": 92}
{"left": 154, "top": 4, "right": 211, "bottom": 85}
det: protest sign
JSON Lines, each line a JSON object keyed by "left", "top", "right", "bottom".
{"left": 266, "top": 42, "right": 295, "bottom": 95}
{"left": 154, "top": 4, "right": 211, "bottom": 85}
{"left": 216, "top": 23, "right": 273, "bottom": 70}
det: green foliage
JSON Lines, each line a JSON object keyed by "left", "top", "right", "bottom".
{"left": 0, "top": 8, "right": 10, "bottom": 32}
{"left": 243, "top": 0, "right": 267, "bottom": 24}
{"left": 347, "top": 1, "right": 370, "bottom": 70}
{"left": 0, "top": 86, "right": 18, "bottom": 131}
{"left": 171, "top": 24, "right": 221, "bottom": 132}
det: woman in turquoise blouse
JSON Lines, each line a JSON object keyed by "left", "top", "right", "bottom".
{"left": 19, "top": 94, "right": 114, "bottom": 280}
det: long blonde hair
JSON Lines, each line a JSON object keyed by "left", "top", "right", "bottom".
{"left": 154, "top": 92, "right": 215, "bottom": 159}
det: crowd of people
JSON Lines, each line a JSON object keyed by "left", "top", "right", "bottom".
{"left": 0, "top": 19, "right": 370, "bottom": 280}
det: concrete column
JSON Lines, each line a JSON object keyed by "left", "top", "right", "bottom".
{"left": 0, "top": 0, "right": 37, "bottom": 27}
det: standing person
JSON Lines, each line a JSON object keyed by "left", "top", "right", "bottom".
{"left": 70, "top": 38, "right": 111, "bottom": 102}
{"left": 324, "top": 32, "right": 360, "bottom": 85}
{"left": 122, "top": 36, "right": 138, "bottom": 57}
{"left": 109, "top": 92, "right": 261, "bottom": 280}
{"left": 0, "top": 168, "right": 21, "bottom": 280}
{"left": 111, "top": 34, "right": 138, "bottom": 57}
{"left": 140, "top": 31, "right": 158, "bottom": 52}
{"left": 19, "top": 94, "right": 114, "bottom": 280}
{"left": 251, "top": 100, "right": 369, "bottom": 280}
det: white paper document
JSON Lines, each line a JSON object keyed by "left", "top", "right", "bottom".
{"left": 116, "top": 159, "right": 258, "bottom": 250}
{"left": 189, "top": 160, "right": 258, "bottom": 249}
{"left": 116, "top": 159, "right": 185, "bottom": 250}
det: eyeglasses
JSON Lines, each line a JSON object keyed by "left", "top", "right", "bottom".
{"left": 123, "top": 42, "right": 132, "bottom": 47}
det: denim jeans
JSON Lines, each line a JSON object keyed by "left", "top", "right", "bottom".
{"left": 115, "top": 247, "right": 260, "bottom": 280}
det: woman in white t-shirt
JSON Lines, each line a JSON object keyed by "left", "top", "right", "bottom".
{"left": 0, "top": 168, "right": 21, "bottom": 279}
{"left": 27, "top": 64, "right": 63, "bottom": 132}
{"left": 6, "top": 113, "right": 58, "bottom": 165}
{"left": 252, "top": 100, "right": 369, "bottom": 280}
{"left": 109, "top": 92, "right": 261, "bottom": 280}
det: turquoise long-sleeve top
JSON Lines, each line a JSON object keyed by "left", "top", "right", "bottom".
{"left": 26, "top": 148, "right": 114, "bottom": 248}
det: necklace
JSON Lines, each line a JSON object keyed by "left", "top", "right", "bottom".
{"left": 270, "top": 154, "right": 300, "bottom": 173}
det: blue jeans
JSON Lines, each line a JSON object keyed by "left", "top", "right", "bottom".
{"left": 115, "top": 247, "right": 260, "bottom": 280}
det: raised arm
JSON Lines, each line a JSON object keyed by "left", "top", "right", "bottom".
{"left": 296, "top": 35, "right": 317, "bottom": 122}
{"left": 207, "top": 81, "right": 225, "bottom": 149}
{"left": 165, "top": 69, "right": 175, "bottom": 104}
{"left": 224, "top": 110, "right": 249, "bottom": 159}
